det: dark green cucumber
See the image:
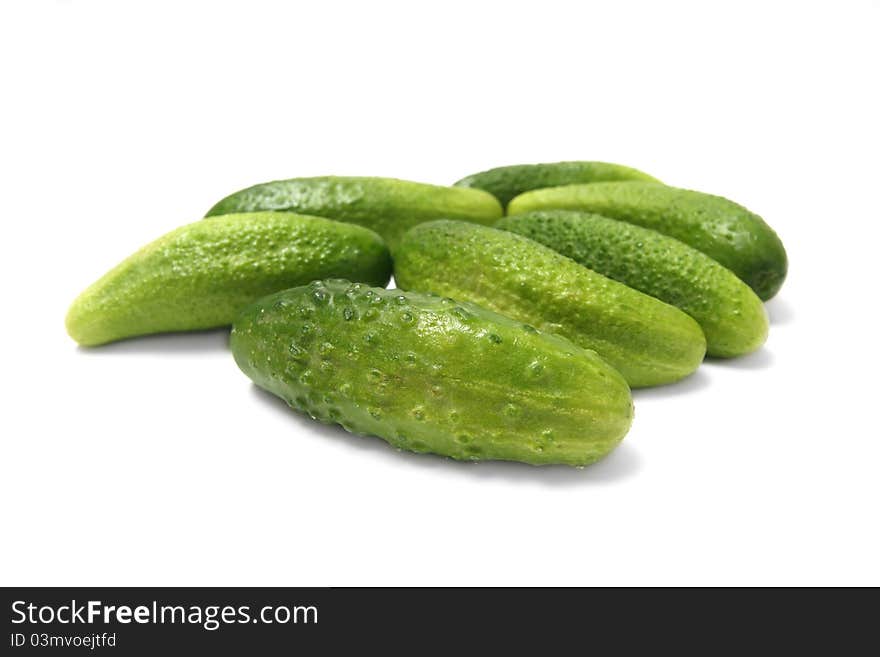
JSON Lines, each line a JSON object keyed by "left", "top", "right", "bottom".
{"left": 66, "top": 212, "right": 392, "bottom": 346}
{"left": 507, "top": 182, "right": 788, "bottom": 300}
{"left": 454, "top": 160, "right": 660, "bottom": 208}
{"left": 394, "top": 220, "right": 706, "bottom": 388}
{"left": 498, "top": 210, "right": 768, "bottom": 357}
{"left": 231, "top": 280, "right": 634, "bottom": 466}
{"left": 206, "top": 176, "right": 502, "bottom": 250}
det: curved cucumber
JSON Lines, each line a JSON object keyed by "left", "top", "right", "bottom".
{"left": 394, "top": 220, "right": 706, "bottom": 388}
{"left": 206, "top": 176, "right": 502, "bottom": 250}
{"left": 508, "top": 182, "right": 788, "bottom": 300}
{"left": 231, "top": 280, "right": 634, "bottom": 466}
{"left": 66, "top": 212, "right": 392, "bottom": 346}
{"left": 454, "top": 160, "right": 659, "bottom": 208}
{"left": 498, "top": 211, "right": 768, "bottom": 357}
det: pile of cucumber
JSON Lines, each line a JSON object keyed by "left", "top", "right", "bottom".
{"left": 67, "top": 162, "right": 787, "bottom": 467}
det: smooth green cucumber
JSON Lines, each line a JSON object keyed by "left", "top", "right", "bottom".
{"left": 498, "top": 210, "right": 768, "bottom": 357}
{"left": 454, "top": 160, "right": 660, "bottom": 208}
{"left": 508, "top": 182, "right": 788, "bottom": 300}
{"left": 394, "top": 220, "right": 706, "bottom": 387}
{"left": 66, "top": 213, "right": 392, "bottom": 346}
{"left": 231, "top": 280, "right": 634, "bottom": 466}
{"left": 206, "top": 176, "right": 503, "bottom": 250}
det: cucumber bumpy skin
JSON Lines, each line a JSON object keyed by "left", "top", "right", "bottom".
{"left": 66, "top": 212, "right": 392, "bottom": 346}
{"left": 394, "top": 220, "right": 707, "bottom": 388}
{"left": 507, "top": 182, "right": 788, "bottom": 300}
{"left": 498, "top": 211, "right": 768, "bottom": 358}
{"left": 231, "top": 280, "right": 634, "bottom": 466}
{"left": 453, "top": 160, "right": 660, "bottom": 208}
{"left": 205, "top": 176, "right": 503, "bottom": 250}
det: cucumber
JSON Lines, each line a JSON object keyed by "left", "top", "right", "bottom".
{"left": 498, "top": 211, "right": 768, "bottom": 357}
{"left": 507, "top": 182, "right": 788, "bottom": 300}
{"left": 66, "top": 212, "right": 392, "bottom": 346}
{"left": 454, "top": 160, "right": 660, "bottom": 208}
{"left": 206, "top": 176, "right": 502, "bottom": 250}
{"left": 394, "top": 220, "right": 707, "bottom": 388}
{"left": 231, "top": 280, "right": 634, "bottom": 466}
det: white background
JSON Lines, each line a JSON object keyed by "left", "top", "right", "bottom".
{"left": 1, "top": 0, "right": 878, "bottom": 586}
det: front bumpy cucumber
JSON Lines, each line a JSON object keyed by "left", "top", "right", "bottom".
{"left": 66, "top": 212, "right": 392, "bottom": 346}
{"left": 394, "top": 220, "right": 707, "bottom": 388}
{"left": 453, "top": 160, "right": 660, "bottom": 208}
{"left": 231, "top": 280, "right": 634, "bottom": 466}
{"left": 497, "top": 211, "right": 768, "bottom": 358}
{"left": 507, "top": 182, "right": 788, "bottom": 300}
{"left": 205, "top": 176, "right": 502, "bottom": 250}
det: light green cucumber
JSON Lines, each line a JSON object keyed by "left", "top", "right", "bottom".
{"left": 454, "top": 160, "right": 659, "bottom": 208}
{"left": 394, "top": 220, "right": 706, "bottom": 387}
{"left": 508, "top": 182, "right": 788, "bottom": 300}
{"left": 231, "top": 280, "right": 634, "bottom": 466}
{"left": 206, "top": 176, "right": 502, "bottom": 250}
{"left": 66, "top": 212, "right": 392, "bottom": 346}
{"left": 498, "top": 210, "right": 768, "bottom": 357}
